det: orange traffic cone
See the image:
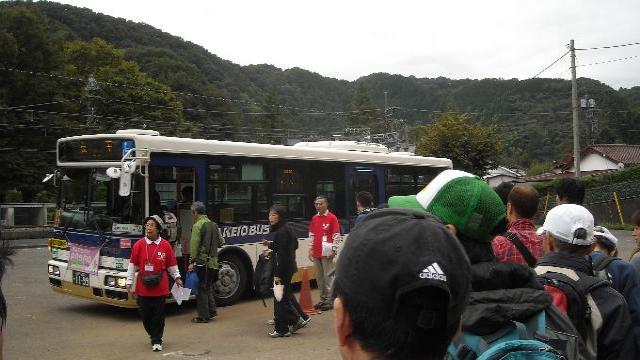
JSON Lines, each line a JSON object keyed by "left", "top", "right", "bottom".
{"left": 299, "top": 267, "right": 318, "bottom": 315}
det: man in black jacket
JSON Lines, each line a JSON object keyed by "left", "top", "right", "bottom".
{"left": 536, "top": 204, "right": 636, "bottom": 359}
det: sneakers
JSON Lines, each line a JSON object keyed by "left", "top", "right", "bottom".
{"left": 191, "top": 317, "right": 209, "bottom": 323}
{"left": 208, "top": 312, "right": 218, "bottom": 320}
{"left": 268, "top": 330, "right": 291, "bottom": 338}
{"left": 313, "top": 301, "right": 324, "bottom": 310}
{"left": 319, "top": 302, "right": 333, "bottom": 311}
{"left": 290, "top": 317, "right": 311, "bottom": 333}
{"left": 266, "top": 319, "right": 275, "bottom": 325}
{"left": 152, "top": 344, "right": 162, "bottom": 352}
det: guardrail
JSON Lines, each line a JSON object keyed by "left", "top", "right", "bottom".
{"left": 0, "top": 203, "right": 56, "bottom": 227}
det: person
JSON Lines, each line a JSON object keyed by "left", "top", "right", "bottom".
{"left": 262, "top": 205, "right": 310, "bottom": 337}
{"left": 630, "top": 210, "right": 640, "bottom": 273}
{"left": 0, "top": 241, "right": 14, "bottom": 360}
{"left": 492, "top": 184, "right": 544, "bottom": 266}
{"left": 332, "top": 208, "right": 471, "bottom": 359}
{"left": 308, "top": 195, "right": 340, "bottom": 311}
{"left": 389, "top": 170, "right": 585, "bottom": 360}
{"left": 353, "top": 191, "right": 375, "bottom": 227}
{"left": 493, "top": 181, "right": 515, "bottom": 205}
{"left": 188, "top": 201, "right": 224, "bottom": 323}
{"left": 556, "top": 178, "right": 585, "bottom": 205}
{"left": 126, "top": 215, "right": 182, "bottom": 352}
{"left": 590, "top": 226, "right": 640, "bottom": 351}
{"left": 535, "top": 204, "right": 636, "bottom": 359}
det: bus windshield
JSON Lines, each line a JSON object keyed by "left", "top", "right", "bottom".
{"left": 59, "top": 167, "right": 145, "bottom": 233}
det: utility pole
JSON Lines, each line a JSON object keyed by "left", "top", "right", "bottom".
{"left": 570, "top": 40, "right": 581, "bottom": 178}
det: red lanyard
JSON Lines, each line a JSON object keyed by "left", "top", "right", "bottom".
{"left": 145, "top": 240, "right": 159, "bottom": 265}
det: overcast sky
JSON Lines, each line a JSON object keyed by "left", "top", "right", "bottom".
{"left": 55, "top": 0, "right": 640, "bottom": 89}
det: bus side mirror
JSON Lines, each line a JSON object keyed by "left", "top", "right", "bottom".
{"left": 106, "top": 162, "right": 136, "bottom": 197}
{"left": 118, "top": 161, "right": 136, "bottom": 197}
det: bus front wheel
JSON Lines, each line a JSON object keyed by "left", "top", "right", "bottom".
{"left": 215, "top": 253, "right": 247, "bottom": 306}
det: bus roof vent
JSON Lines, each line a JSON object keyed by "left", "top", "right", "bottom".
{"left": 389, "top": 151, "right": 415, "bottom": 156}
{"left": 293, "top": 141, "right": 389, "bottom": 153}
{"left": 116, "top": 129, "right": 160, "bottom": 136}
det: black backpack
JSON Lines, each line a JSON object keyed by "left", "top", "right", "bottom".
{"left": 253, "top": 252, "right": 274, "bottom": 307}
{"left": 536, "top": 272, "right": 608, "bottom": 343}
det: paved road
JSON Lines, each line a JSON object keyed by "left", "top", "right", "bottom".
{"left": 3, "top": 230, "right": 637, "bottom": 359}
{"left": 4, "top": 247, "right": 340, "bottom": 360}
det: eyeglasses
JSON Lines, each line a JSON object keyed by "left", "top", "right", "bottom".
{"left": 314, "top": 202, "right": 324, "bottom": 206}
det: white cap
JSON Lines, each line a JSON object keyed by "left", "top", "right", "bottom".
{"left": 144, "top": 215, "right": 166, "bottom": 231}
{"left": 593, "top": 226, "right": 618, "bottom": 247}
{"left": 536, "top": 204, "right": 595, "bottom": 245}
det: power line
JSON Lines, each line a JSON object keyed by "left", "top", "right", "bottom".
{"left": 577, "top": 55, "right": 640, "bottom": 68}
{"left": 531, "top": 50, "right": 570, "bottom": 79}
{"left": 578, "top": 41, "right": 640, "bottom": 51}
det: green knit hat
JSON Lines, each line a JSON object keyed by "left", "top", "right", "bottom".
{"left": 389, "top": 170, "right": 506, "bottom": 243}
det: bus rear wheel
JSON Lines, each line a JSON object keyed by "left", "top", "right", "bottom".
{"left": 214, "top": 253, "right": 247, "bottom": 306}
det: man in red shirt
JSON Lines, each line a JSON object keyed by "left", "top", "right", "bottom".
{"left": 308, "top": 195, "right": 340, "bottom": 311}
{"left": 126, "top": 215, "right": 183, "bottom": 352}
{"left": 492, "top": 184, "right": 543, "bottom": 266}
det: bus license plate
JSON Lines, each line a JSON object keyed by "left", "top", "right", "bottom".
{"left": 72, "top": 271, "right": 90, "bottom": 287}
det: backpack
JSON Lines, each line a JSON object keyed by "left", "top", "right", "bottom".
{"left": 447, "top": 310, "right": 575, "bottom": 360}
{"left": 591, "top": 256, "right": 618, "bottom": 282}
{"left": 253, "top": 252, "right": 274, "bottom": 307}
{"left": 536, "top": 271, "right": 608, "bottom": 359}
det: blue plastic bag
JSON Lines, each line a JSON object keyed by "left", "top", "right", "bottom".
{"left": 185, "top": 271, "right": 199, "bottom": 294}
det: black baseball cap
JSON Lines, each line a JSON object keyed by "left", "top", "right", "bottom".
{"left": 333, "top": 208, "right": 471, "bottom": 330}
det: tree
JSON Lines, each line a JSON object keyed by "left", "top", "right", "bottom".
{"left": 415, "top": 114, "right": 502, "bottom": 176}
{"left": 348, "top": 82, "right": 379, "bottom": 129}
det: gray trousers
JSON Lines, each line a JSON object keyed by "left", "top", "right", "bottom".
{"left": 196, "top": 268, "right": 217, "bottom": 318}
{"left": 313, "top": 257, "right": 335, "bottom": 303}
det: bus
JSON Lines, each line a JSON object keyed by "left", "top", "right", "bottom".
{"left": 46, "top": 129, "right": 452, "bottom": 308}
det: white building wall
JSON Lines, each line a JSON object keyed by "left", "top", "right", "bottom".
{"left": 569, "top": 153, "right": 619, "bottom": 172}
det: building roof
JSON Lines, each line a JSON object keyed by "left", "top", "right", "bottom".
{"left": 521, "top": 169, "right": 620, "bottom": 183}
{"left": 584, "top": 144, "right": 640, "bottom": 165}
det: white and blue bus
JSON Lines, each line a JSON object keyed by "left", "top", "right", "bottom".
{"left": 47, "top": 129, "right": 452, "bottom": 308}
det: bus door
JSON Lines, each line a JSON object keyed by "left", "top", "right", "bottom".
{"left": 148, "top": 156, "right": 206, "bottom": 268}
{"left": 345, "top": 165, "right": 384, "bottom": 226}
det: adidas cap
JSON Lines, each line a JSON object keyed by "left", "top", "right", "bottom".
{"left": 388, "top": 169, "right": 506, "bottom": 243}
{"left": 333, "top": 208, "right": 471, "bottom": 330}
{"left": 536, "top": 204, "right": 595, "bottom": 246}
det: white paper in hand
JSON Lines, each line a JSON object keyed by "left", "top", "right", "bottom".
{"left": 171, "top": 283, "right": 184, "bottom": 305}
{"left": 321, "top": 241, "right": 334, "bottom": 257}
{"left": 171, "top": 284, "right": 191, "bottom": 305}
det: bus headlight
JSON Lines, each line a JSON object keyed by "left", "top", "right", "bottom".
{"left": 48, "top": 265, "right": 60, "bottom": 277}
{"left": 105, "top": 275, "right": 127, "bottom": 289}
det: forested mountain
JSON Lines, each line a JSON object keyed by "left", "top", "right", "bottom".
{"left": 0, "top": 1, "right": 638, "bottom": 200}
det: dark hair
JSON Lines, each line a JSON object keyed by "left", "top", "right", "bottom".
{"left": 268, "top": 204, "right": 288, "bottom": 222}
{"left": 508, "top": 185, "right": 539, "bottom": 219}
{"left": 494, "top": 182, "right": 515, "bottom": 206}
{"left": 552, "top": 237, "right": 593, "bottom": 256}
{"left": 356, "top": 191, "right": 374, "bottom": 208}
{"left": 632, "top": 210, "right": 640, "bottom": 227}
{"left": 556, "top": 178, "right": 585, "bottom": 205}
{"left": 333, "top": 281, "right": 455, "bottom": 360}
{"left": 595, "top": 236, "right": 617, "bottom": 254}
{"left": 315, "top": 195, "right": 329, "bottom": 204}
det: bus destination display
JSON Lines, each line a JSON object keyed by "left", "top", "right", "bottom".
{"left": 58, "top": 139, "right": 135, "bottom": 162}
